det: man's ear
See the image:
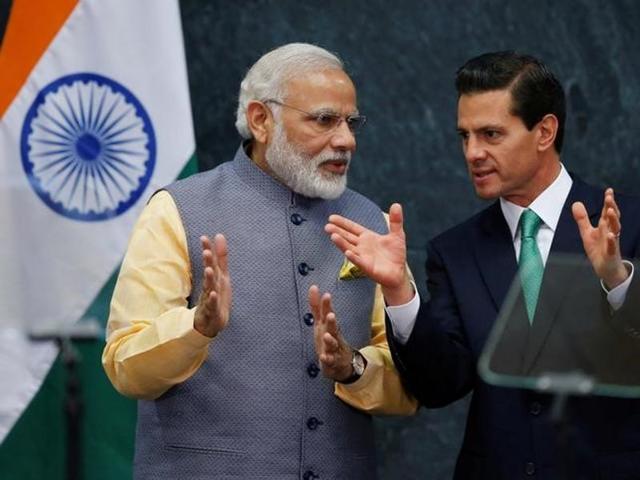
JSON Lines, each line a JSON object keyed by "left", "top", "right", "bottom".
{"left": 537, "top": 113, "right": 558, "bottom": 152}
{"left": 246, "top": 101, "right": 273, "bottom": 144}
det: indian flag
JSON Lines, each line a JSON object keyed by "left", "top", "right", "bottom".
{"left": 0, "top": 0, "right": 195, "bottom": 477}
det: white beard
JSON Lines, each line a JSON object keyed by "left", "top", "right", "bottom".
{"left": 265, "top": 122, "right": 351, "bottom": 200}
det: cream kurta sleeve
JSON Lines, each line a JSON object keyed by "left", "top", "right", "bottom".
{"left": 334, "top": 215, "right": 419, "bottom": 416}
{"left": 102, "top": 190, "right": 212, "bottom": 400}
{"left": 334, "top": 284, "right": 418, "bottom": 415}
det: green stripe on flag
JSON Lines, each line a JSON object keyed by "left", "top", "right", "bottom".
{"left": 0, "top": 359, "right": 67, "bottom": 479}
{"left": 178, "top": 152, "right": 199, "bottom": 179}
{"left": 0, "top": 154, "right": 199, "bottom": 480}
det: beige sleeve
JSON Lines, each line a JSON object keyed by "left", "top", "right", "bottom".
{"left": 334, "top": 283, "right": 418, "bottom": 415}
{"left": 101, "top": 190, "right": 212, "bottom": 400}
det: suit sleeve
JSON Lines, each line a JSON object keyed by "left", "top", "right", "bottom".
{"left": 388, "top": 241, "right": 476, "bottom": 408}
{"left": 609, "top": 200, "right": 640, "bottom": 338}
{"left": 610, "top": 260, "right": 640, "bottom": 338}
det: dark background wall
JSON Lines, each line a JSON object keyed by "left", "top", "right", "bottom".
{"left": 3, "top": 1, "right": 639, "bottom": 478}
{"left": 179, "top": 2, "right": 640, "bottom": 477}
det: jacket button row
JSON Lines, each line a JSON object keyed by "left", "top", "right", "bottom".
{"left": 303, "top": 313, "right": 314, "bottom": 326}
{"left": 306, "top": 417, "right": 323, "bottom": 430}
{"left": 529, "top": 401, "right": 542, "bottom": 416}
{"left": 298, "top": 262, "right": 314, "bottom": 276}
{"left": 525, "top": 462, "right": 536, "bottom": 476}
{"left": 290, "top": 213, "right": 306, "bottom": 225}
{"left": 307, "top": 363, "right": 320, "bottom": 378}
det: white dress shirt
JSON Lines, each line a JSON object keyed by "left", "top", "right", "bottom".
{"left": 388, "top": 165, "right": 634, "bottom": 344}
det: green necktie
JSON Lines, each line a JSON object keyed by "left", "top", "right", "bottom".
{"left": 519, "top": 209, "right": 544, "bottom": 323}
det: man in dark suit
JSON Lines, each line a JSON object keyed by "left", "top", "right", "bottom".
{"left": 318, "top": 51, "right": 640, "bottom": 479}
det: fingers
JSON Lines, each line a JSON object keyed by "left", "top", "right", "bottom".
{"left": 600, "top": 188, "right": 619, "bottom": 220}
{"left": 199, "top": 235, "right": 231, "bottom": 325}
{"left": 194, "top": 286, "right": 219, "bottom": 333}
{"left": 325, "top": 311, "right": 339, "bottom": 338}
{"left": 200, "top": 236, "right": 216, "bottom": 297}
{"left": 325, "top": 223, "right": 360, "bottom": 247}
{"left": 308, "top": 285, "right": 322, "bottom": 322}
{"left": 195, "top": 234, "right": 232, "bottom": 337}
{"left": 308, "top": 284, "right": 320, "bottom": 306}
{"left": 201, "top": 235, "right": 214, "bottom": 267}
{"left": 326, "top": 231, "right": 371, "bottom": 273}
{"left": 344, "top": 249, "right": 371, "bottom": 275}
{"left": 309, "top": 304, "right": 351, "bottom": 380}
{"left": 604, "top": 188, "right": 621, "bottom": 235}
{"left": 201, "top": 234, "right": 230, "bottom": 291}
{"left": 321, "top": 293, "right": 334, "bottom": 319}
{"left": 388, "top": 203, "right": 404, "bottom": 235}
{"left": 311, "top": 291, "right": 334, "bottom": 331}
{"left": 310, "top": 286, "right": 327, "bottom": 355}
{"left": 605, "top": 206, "right": 621, "bottom": 256}
{"left": 604, "top": 188, "right": 621, "bottom": 218}
{"left": 202, "top": 264, "right": 215, "bottom": 292}
{"left": 201, "top": 233, "right": 218, "bottom": 273}
{"left": 601, "top": 188, "right": 621, "bottom": 234}
{"left": 600, "top": 189, "right": 622, "bottom": 256}
{"left": 606, "top": 207, "right": 621, "bottom": 237}
{"left": 571, "top": 201, "right": 592, "bottom": 239}
{"left": 325, "top": 224, "right": 371, "bottom": 272}
{"left": 328, "top": 232, "right": 354, "bottom": 256}
{"left": 203, "top": 289, "right": 219, "bottom": 314}
{"left": 322, "top": 331, "right": 340, "bottom": 353}
{"left": 201, "top": 235, "right": 212, "bottom": 252}
{"left": 319, "top": 332, "right": 340, "bottom": 367}
{"left": 309, "top": 288, "right": 342, "bottom": 365}
{"left": 213, "top": 234, "right": 229, "bottom": 272}
{"left": 327, "top": 214, "right": 366, "bottom": 236}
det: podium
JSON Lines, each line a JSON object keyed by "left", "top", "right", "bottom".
{"left": 478, "top": 254, "right": 640, "bottom": 478}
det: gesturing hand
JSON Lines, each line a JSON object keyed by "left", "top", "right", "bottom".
{"left": 572, "top": 188, "right": 629, "bottom": 289}
{"left": 193, "top": 234, "right": 232, "bottom": 338}
{"left": 325, "top": 203, "right": 413, "bottom": 305}
{"left": 308, "top": 285, "right": 353, "bottom": 382}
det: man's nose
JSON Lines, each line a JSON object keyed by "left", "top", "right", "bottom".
{"left": 465, "top": 136, "right": 486, "bottom": 163}
{"left": 330, "top": 120, "right": 356, "bottom": 151}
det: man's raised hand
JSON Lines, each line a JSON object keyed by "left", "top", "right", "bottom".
{"left": 309, "top": 285, "right": 354, "bottom": 382}
{"left": 193, "top": 234, "right": 232, "bottom": 337}
{"left": 572, "top": 188, "right": 629, "bottom": 289}
{"left": 325, "top": 203, "right": 413, "bottom": 305}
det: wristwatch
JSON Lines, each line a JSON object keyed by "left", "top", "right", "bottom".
{"left": 340, "top": 349, "right": 367, "bottom": 384}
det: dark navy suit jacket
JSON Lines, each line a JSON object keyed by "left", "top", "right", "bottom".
{"left": 389, "top": 177, "right": 640, "bottom": 479}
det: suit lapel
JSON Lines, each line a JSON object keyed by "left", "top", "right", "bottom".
{"left": 474, "top": 202, "right": 519, "bottom": 311}
{"left": 522, "top": 179, "right": 603, "bottom": 372}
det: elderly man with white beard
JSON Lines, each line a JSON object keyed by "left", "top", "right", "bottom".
{"left": 102, "top": 43, "right": 416, "bottom": 480}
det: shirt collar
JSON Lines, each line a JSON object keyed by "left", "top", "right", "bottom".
{"left": 500, "top": 164, "right": 573, "bottom": 240}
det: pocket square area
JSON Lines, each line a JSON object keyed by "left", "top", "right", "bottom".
{"left": 339, "top": 258, "right": 366, "bottom": 280}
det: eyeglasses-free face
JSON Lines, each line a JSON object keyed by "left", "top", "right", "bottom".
{"left": 263, "top": 99, "right": 367, "bottom": 135}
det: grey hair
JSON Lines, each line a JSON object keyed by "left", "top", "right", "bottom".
{"left": 235, "top": 43, "right": 344, "bottom": 139}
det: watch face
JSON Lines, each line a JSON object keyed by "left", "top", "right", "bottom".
{"left": 352, "top": 351, "right": 365, "bottom": 376}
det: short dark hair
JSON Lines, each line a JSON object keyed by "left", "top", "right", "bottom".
{"left": 455, "top": 51, "right": 566, "bottom": 153}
